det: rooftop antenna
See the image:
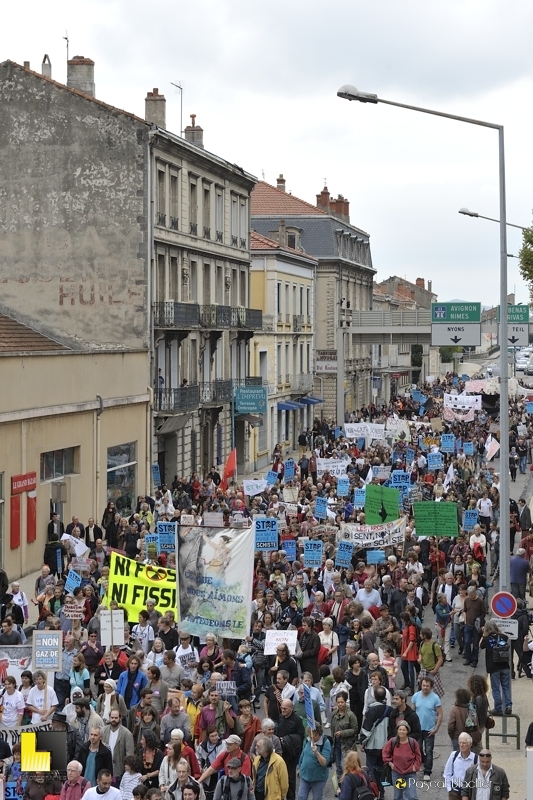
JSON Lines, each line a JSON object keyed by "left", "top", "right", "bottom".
{"left": 63, "top": 30, "right": 69, "bottom": 62}
{"left": 170, "top": 81, "right": 183, "bottom": 136}
{"left": 262, "top": 169, "right": 265, "bottom": 180}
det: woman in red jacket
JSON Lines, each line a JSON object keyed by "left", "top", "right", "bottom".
{"left": 399, "top": 611, "right": 419, "bottom": 695}
{"left": 382, "top": 722, "right": 421, "bottom": 798}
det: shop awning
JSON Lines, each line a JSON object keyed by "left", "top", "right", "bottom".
{"left": 277, "top": 401, "right": 305, "bottom": 411}
{"left": 299, "top": 396, "right": 324, "bottom": 405}
{"left": 156, "top": 413, "right": 193, "bottom": 434}
{"left": 235, "top": 414, "right": 263, "bottom": 427}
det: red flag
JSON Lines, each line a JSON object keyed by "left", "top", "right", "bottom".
{"left": 220, "top": 448, "right": 237, "bottom": 491}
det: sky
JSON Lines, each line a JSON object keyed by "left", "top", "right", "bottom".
{"left": 3, "top": 0, "right": 533, "bottom": 306}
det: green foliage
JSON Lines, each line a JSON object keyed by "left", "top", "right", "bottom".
{"left": 439, "top": 345, "right": 462, "bottom": 363}
{"left": 519, "top": 223, "right": 533, "bottom": 303}
{"left": 411, "top": 344, "right": 423, "bottom": 368}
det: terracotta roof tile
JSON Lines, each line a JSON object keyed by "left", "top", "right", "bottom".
{"left": 251, "top": 181, "right": 326, "bottom": 216}
{"left": 0, "top": 314, "right": 70, "bottom": 353}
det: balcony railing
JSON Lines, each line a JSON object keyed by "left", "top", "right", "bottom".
{"left": 216, "top": 230, "right": 223, "bottom": 243}
{"left": 306, "top": 315, "right": 312, "bottom": 325}
{"left": 170, "top": 217, "right": 179, "bottom": 231}
{"left": 292, "top": 374, "right": 314, "bottom": 393}
{"left": 203, "top": 227, "right": 211, "bottom": 239}
{"left": 240, "top": 238, "right": 247, "bottom": 249}
{"left": 285, "top": 313, "right": 291, "bottom": 323}
{"left": 293, "top": 314, "right": 304, "bottom": 332}
{"left": 199, "top": 380, "right": 233, "bottom": 404}
{"left": 277, "top": 313, "right": 283, "bottom": 324}
{"left": 155, "top": 385, "right": 199, "bottom": 412}
{"left": 231, "top": 235, "right": 238, "bottom": 246}
{"left": 285, "top": 374, "right": 290, "bottom": 384}
{"left": 157, "top": 212, "right": 166, "bottom": 227}
{"left": 153, "top": 302, "right": 200, "bottom": 328}
{"left": 246, "top": 308, "right": 263, "bottom": 329}
{"left": 190, "top": 222, "right": 198, "bottom": 235}
{"left": 198, "top": 305, "right": 262, "bottom": 330}
{"left": 233, "top": 377, "right": 265, "bottom": 391}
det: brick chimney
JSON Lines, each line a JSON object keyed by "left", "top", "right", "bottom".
{"left": 184, "top": 114, "right": 204, "bottom": 149}
{"left": 67, "top": 56, "right": 95, "bottom": 97}
{"left": 276, "top": 174, "right": 286, "bottom": 192}
{"left": 41, "top": 54, "right": 52, "bottom": 79}
{"left": 145, "top": 88, "right": 166, "bottom": 129}
{"left": 316, "top": 185, "right": 330, "bottom": 213}
{"left": 415, "top": 278, "right": 425, "bottom": 289}
{"left": 329, "top": 194, "right": 350, "bottom": 223}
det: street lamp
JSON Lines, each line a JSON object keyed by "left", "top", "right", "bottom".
{"left": 338, "top": 83, "right": 511, "bottom": 590}
{"left": 459, "top": 208, "right": 528, "bottom": 231}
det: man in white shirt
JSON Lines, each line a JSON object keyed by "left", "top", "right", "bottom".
{"left": 475, "top": 495, "right": 492, "bottom": 537}
{"left": 417, "top": 453, "right": 427, "bottom": 475}
{"left": 81, "top": 769, "right": 121, "bottom": 800}
{"left": 320, "top": 560, "right": 335, "bottom": 596}
{"left": 355, "top": 579, "right": 382, "bottom": 611}
{"left": 132, "top": 611, "right": 155, "bottom": 654}
{"left": 26, "top": 671, "right": 58, "bottom": 723}
{"left": 174, "top": 633, "right": 200, "bottom": 678}
{"left": 443, "top": 732, "right": 478, "bottom": 796}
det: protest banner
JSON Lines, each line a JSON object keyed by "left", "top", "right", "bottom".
{"left": 314, "top": 496, "right": 328, "bottom": 520}
{"left": 527, "top": 402, "right": 533, "bottom": 415}
{"left": 316, "top": 458, "right": 347, "bottom": 478}
{"left": 303, "top": 684, "right": 316, "bottom": 730}
{"left": 413, "top": 502, "right": 459, "bottom": 537}
{"left": 344, "top": 423, "right": 385, "bottom": 442}
{"left": 100, "top": 609, "right": 126, "bottom": 647}
{"left": 335, "top": 540, "right": 353, "bottom": 568}
{"left": 145, "top": 534, "right": 158, "bottom": 549}
{"left": 202, "top": 511, "right": 225, "bottom": 527}
{"left": 354, "top": 488, "right": 366, "bottom": 507}
{"left": 264, "top": 629, "right": 298, "bottom": 655}
{"left": 486, "top": 438, "right": 500, "bottom": 461}
{"left": 64, "top": 569, "right": 82, "bottom": 594}
{"left": 33, "top": 631, "right": 62, "bottom": 672}
{"left": 284, "top": 539, "right": 297, "bottom": 561}
{"left": 243, "top": 479, "right": 267, "bottom": 496}
{"left": 0, "top": 645, "right": 32, "bottom": 687}
{"left": 303, "top": 540, "right": 323, "bottom": 568}
{"left": 266, "top": 470, "right": 278, "bottom": 485}
{"left": 463, "top": 441, "right": 474, "bottom": 456}
{"left": 371, "top": 465, "right": 391, "bottom": 482}
{"left": 463, "top": 509, "right": 478, "bottom": 531}
{"left": 177, "top": 526, "right": 254, "bottom": 638}
{"left": 107, "top": 552, "right": 178, "bottom": 620}
{"left": 427, "top": 452, "right": 443, "bottom": 471}
{"left": 444, "top": 393, "right": 481, "bottom": 410}
{"left": 430, "top": 419, "right": 443, "bottom": 434}
{"left": 0, "top": 724, "right": 49, "bottom": 750}
{"left": 156, "top": 521, "right": 177, "bottom": 554}
{"left": 70, "top": 557, "right": 91, "bottom": 572}
{"left": 254, "top": 518, "right": 279, "bottom": 550}
{"left": 406, "top": 448, "right": 415, "bottom": 465}
{"left": 391, "top": 471, "right": 410, "bottom": 489}
{"left": 337, "top": 477, "right": 350, "bottom": 497}
{"left": 180, "top": 515, "right": 195, "bottom": 526}
{"left": 341, "top": 517, "right": 406, "bottom": 548}
{"left": 284, "top": 459, "right": 295, "bottom": 480}
{"left": 365, "top": 484, "right": 400, "bottom": 525}
{"left": 216, "top": 680, "right": 237, "bottom": 697}
{"left": 61, "top": 605, "right": 85, "bottom": 620}
{"left": 61, "top": 533, "right": 89, "bottom": 559}
{"left": 440, "top": 434, "right": 455, "bottom": 453}
{"left": 366, "top": 549, "right": 386, "bottom": 565}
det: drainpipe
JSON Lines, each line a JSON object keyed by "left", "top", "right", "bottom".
{"left": 147, "top": 386, "right": 153, "bottom": 494}
{"left": 95, "top": 394, "right": 103, "bottom": 515}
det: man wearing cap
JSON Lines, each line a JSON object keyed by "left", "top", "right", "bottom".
{"left": 509, "top": 548, "right": 530, "bottom": 600}
{"left": 174, "top": 633, "right": 200, "bottom": 678}
{"left": 213, "top": 755, "right": 254, "bottom": 800}
{"left": 198, "top": 735, "right": 252, "bottom": 782}
{"left": 71, "top": 697, "right": 104, "bottom": 739}
{"left": 461, "top": 748, "right": 509, "bottom": 800}
{"left": 102, "top": 709, "right": 135, "bottom": 783}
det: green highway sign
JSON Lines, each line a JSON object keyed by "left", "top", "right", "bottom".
{"left": 497, "top": 304, "right": 530, "bottom": 323}
{"left": 432, "top": 302, "right": 481, "bottom": 323}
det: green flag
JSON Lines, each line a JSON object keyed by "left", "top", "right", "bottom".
{"left": 365, "top": 484, "right": 401, "bottom": 525}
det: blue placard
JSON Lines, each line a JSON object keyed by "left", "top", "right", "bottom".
{"left": 440, "top": 434, "right": 455, "bottom": 453}
{"left": 65, "top": 568, "right": 82, "bottom": 594}
{"left": 315, "top": 496, "right": 328, "bottom": 519}
{"left": 419, "top": 407, "right": 425, "bottom": 416}
{"left": 337, "top": 477, "right": 350, "bottom": 497}
{"left": 463, "top": 509, "right": 478, "bottom": 531}
{"left": 284, "top": 459, "right": 295, "bottom": 480}
{"left": 463, "top": 441, "right": 474, "bottom": 456}
{"left": 427, "top": 452, "right": 443, "bottom": 471}
{"left": 527, "top": 402, "right": 533, "bottom": 415}
{"left": 412, "top": 390, "right": 421, "bottom": 402}
{"left": 304, "top": 540, "right": 323, "bottom": 568}
{"left": 366, "top": 549, "right": 386, "bottom": 565}
{"left": 406, "top": 448, "right": 415, "bottom": 465}
{"left": 266, "top": 470, "right": 278, "bottom": 485}
{"left": 419, "top": 394, "right": 428, "bottom": 405}
{"left": 455, "top": 437, "right": 462, "bottom": 452}
{"left": 145, "top": 534, "right": 158, "bottom": 548}
{"left": 391, "top": 470, "right": 410, "bottom": 487}
{"left": 151, "top": 463, "right": 161, "bottom": 486}
{"left": 255, "top": 518, "right": 279, "bottom": 550}
{"left": 353, "top": 488, "right": 366, "bottom": 507}
{"left": 452, "top": 376, "right": 458, "bottom": 386}
{"left": 335, "top": 427, "right": 343, "bottom": 439}
{"left": 155, "top": 521, "right": 177, "bottom": 553}
{"left": 56, "top": 548, "right": 63, "bottom": 575}
{"left": 303, "top": 683, "right": 316, "bottom": 730}
{"left": 461, "top": 374, "right": 468, "bottom": 380}
{"left": 284, "top": 539, "right": 297, "bottom": 561}
{"left": 418, "top": 436, "right": 428, "bottom": 452}
{"left": 335, "top": 540, "right": 353, "bottom": 568}
{"left": 357, "top": 437, "right": 366, "bottom": 450}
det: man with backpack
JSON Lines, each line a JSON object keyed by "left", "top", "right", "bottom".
{"left": 480, "top": 621, "right": 512, "bottom": 715}
{"left": 442, "top": 733, "right": 478, "bottom": 800}
{"left": 359, "top": 686, "right": 392, "bottom": 800}
{"left": 213, "top": 757, "right": 254, "bottom": 800}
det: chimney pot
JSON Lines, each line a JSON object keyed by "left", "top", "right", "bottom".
{"left": 276, "top": 174, "right": 286, "bottom": 192}
{"left": 23, "top": 61, "right": 30, "bottom": 69}
{"left": 316, "top": 185, "right": 330, "bottom": 213}
{"left": 41, "top": 54, "right": 52, "bottom": 78}
{"left": 67, "top": 55, "right": 95, "bottom": 97}
{"left": 184, "top": 113, "right": 204, "bottom": 149}
{"left": 415, "top": 277, "right": 425, "bottom": 289}
{"left": 145, "top": 87, "right": 166, "bottom": 129}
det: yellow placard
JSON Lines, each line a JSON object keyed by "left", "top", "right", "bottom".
{"left": 106, "top": 552, "right": 178, "bottom": 620}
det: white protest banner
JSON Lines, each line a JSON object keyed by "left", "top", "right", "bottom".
{"left": 216, "top": 680, "right": 238, "bottom": 696}
{"left": 283, "top": 487, "right": 299, "bottom": 502}
{"left": 70, "top": 557, "right": 91, "bottom": 572}
{"left": 243, "top": 479, "right": 268, "bottom": 496}
{"left": 202, "top": 511, "right": 225, "bottom": 527}
{"left": 180, "top": 514, "right": 195, "bottom": 526}
{"left": 443, "top": 406, "right": 475, "bottom": 423}
{"left": 0, "top": 645, "right": 32, "bottom": 687}
{"left": 61, "top": 605, "right": 85, "bottom": 620}
{"left": 340, "top": 517, "right": 407, "bottom": 548}
{"left": 443, "top": 393, "right": 481, "bottom": 410}
{"left": 316, "top": 458, "right": 347, "bottom": 478}
{"left": 486, "top": 438, "right": 500, "bottom": 461}
{"left": 344, "top": 423, "right": 385, "bottom": 441}
{"left": 264, "top": 629, "right": 298, "bottom": 656}
{"left": 464, "top": 380, "right": 486, "bottom": 393}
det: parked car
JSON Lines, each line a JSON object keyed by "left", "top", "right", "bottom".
{"left": 516, "top": 357, "right": 528, "bottom": 371}
{"left": 525, "top": 362, "right": 533, "bottom": 376}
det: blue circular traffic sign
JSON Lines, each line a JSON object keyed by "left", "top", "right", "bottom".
{"left": 490, "top": 591, "right": 517, "bottom": 619}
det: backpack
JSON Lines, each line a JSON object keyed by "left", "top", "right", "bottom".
{"left": 346, "top": 771, "right": 377, "bottom": 800}
{"left": 421, "top": 586, "right": 430, "bottom": 606}
{"left": 490, "top": 635, "right": 511, "bottom": 665}
{"left": 392, "top": 735, "right": 417, "bottom": 754}
{"left": 465, "top": 700, "right": 478, "bottom": 731}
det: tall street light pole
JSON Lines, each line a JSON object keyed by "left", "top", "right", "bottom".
{"left": 337, "top": 85, "right": 510, "bottom": 590}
